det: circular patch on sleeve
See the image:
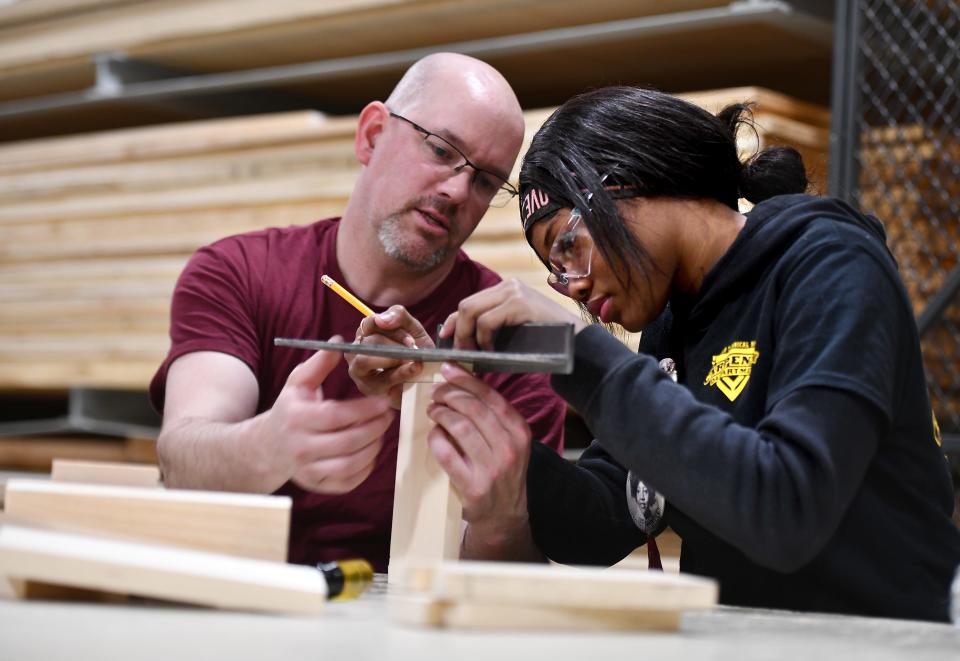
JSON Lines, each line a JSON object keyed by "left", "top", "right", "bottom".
{"left": 626, "top": 470, "right": 665, "bottom": 534}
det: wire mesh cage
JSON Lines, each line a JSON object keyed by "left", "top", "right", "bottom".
{"left": 832, "top": 0, "right": 960, "bottom": 456}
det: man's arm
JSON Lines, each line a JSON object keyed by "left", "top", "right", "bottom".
{"left": 158, "top": 351, "right": 274, "bottom": 492}
{"left": 158, "top": 348, "right": 396, "bottom": 495}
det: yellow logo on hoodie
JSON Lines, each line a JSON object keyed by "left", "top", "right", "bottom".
{"left": 704, "top": 340, "right": 760, "bottom": 402}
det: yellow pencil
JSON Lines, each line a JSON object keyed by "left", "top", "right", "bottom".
{"left": 321, "top": 274, "right": 375, "bottom": 317}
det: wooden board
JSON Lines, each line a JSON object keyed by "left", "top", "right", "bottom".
{"left": 391, "top": 560, "right": 717, "bottom": 631}
{"left": 51, "top": 459, "right": 161, "bottom": 487}
{"left": 405, "top": 560, "right": 718, "bottom": 612}
{"left": 0, "top": 0, "right": 141, "bottom": 28}
{"left": 679, "top": 86, "right": 830, "bottom": 127}
{"left": 3, "top": 479, "right": 291, "bottom": 561}
{"left": 0, "top": 171, "right": 354, "bottom": 225}
{"left": 0, "top": 524, "right": 326, "bottom": 615}
{"left": 0, "top": 110, "right": 342, "bottom": 175}
{"left": 388, "top": 364, "right": 463, "bottom": 585}
{"left": 389, "top": 594, "right": 681, "bottom": 631}
{"left": 0, "top": 359, "right": 164, "bottom": 390}
{"left": 0, "top": 436, "right": 156, "bottom": 472}
{"left": 0, "top": 140, "right": 357, "bottom": 202}
{"left": 5, "top": 577, "right": 132, "bottom": 604}
{"left": 0, "top": 204, "right": 345, "bottom": 262}
{"left": 0, "top": 1, "right": 720, "bottom": 78}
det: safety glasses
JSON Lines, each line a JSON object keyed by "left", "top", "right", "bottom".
{"left": 546, "top": 207, "right": 593, "bottom": 295}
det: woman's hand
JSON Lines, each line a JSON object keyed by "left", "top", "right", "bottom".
{"left": 441, "top": 278, "right": 586, "bottom": 350}
{"left": 427, "top": 362, "right": 536, "bottom": 555}
{"left": 345, "top": 305, "right": 435, "bottom": 409}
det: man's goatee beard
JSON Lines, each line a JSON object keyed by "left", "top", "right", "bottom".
{"left": 377, "top": 212, "right": 448, "bottom": 272}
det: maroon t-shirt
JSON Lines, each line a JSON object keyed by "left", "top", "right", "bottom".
{"left": 150, "top": 218, "right": 565, "bottom": 571}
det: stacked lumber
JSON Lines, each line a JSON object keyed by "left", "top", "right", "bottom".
{"left": 0, "top": 435, "right": 156, "bottom": 472}
{"left": 0, "top": 111, "right": 356, "bottom": 390}
{"left": 391, "top": 561, "right": 717, "bottom": 631}
{"left": 859, "top": 124, "right": 960, "bottom": 431}
{"left": 681, "top": 87, "right": 830, "bottom": 196}
{"left": 0, "top": 88, "right": 829, "bottom": 393}
{"left": 49, "top": 458, "right": 160, "bottom": 487}
{"left": 0, "top": 0, "right": 725, "bottom": 102}
{"left": 0, "top": 0, "right": 140, "bottom": 26}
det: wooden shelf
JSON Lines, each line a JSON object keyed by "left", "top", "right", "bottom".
{"left": 0, "top": 2, "right": 732, "bottom": 83}
{"left": 0, "top": 1, "right": 833, "bottom": 141}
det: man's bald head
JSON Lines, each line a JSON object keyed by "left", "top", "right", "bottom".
{"left": 345, "top": 53, "right": 525, "bottom": 275}
{"left": 386, "top": 53, "right": 524, "bottom": 146}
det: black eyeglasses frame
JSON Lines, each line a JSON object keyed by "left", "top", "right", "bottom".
{"left": 388, "top": 111, "right": 519, "bottom": 206}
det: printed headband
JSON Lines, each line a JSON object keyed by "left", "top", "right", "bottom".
{"left": 519, "top": 182, "right": 638, "bottom": 235}
{"left": 519, "top": 186, "right": 564, "bottom": 234}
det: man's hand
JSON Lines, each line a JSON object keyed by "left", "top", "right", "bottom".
{"left": 257, "top": 337, "right": 395, "bottom": 494}
{"left": 426, "top": 362, "right": 535, "bottom": 555}
{"left": 440, "top": 278, "right": 585, "bottom": 350}
{"left": 346, "top": 305, "right": 435, "bottom": 409}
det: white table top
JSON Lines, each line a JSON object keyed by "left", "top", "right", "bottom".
{"left": 0, "top": 576, "right": 957, "bottom": 661}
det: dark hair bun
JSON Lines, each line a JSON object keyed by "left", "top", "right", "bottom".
{"left": 717, "top": 103, "right": 809, "bottom": 204}
{"left": 740, "top": 146, "right": 808, "bottom": 204}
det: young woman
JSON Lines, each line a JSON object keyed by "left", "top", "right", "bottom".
{"left": 424, "top": 87, "right": 960, "bottom": 622}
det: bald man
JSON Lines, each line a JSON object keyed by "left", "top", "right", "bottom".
{"left": 150, "top": 53, "right": 566, "bottom": 571}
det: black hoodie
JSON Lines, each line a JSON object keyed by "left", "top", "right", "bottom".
{"left": 526, "top": 194, "right": 960, "bottom": 621}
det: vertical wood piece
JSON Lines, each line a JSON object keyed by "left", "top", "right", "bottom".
{"left": 0, "top": 524, "right": 326, "bottom": 615}
{"left": 388, "top": 364, "right": 464, "bottom": 584}
{"left": 51, "top": 459, "right": 161, "bottom": 487}
{"left": 4, "top": 479, "right": 291, "bottom": 561}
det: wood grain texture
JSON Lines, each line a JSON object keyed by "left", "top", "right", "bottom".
{"left": 51, "top": 459, "right": 160, "bottom": 487}
{"left": 392, "top": 560, "right": 717, "bottom": 630}
{"left": 388, "top": 364, "right": 463, "bottom": 585}
{"left": 389, "top": 594, "right": 681, "bottom": 631}
{"left": 0, "top": 0, "right": 141, "bottom": 28}
{"left": 0, "top": 524, "right": 326, "bottom": 614}
{"left": 0, "top": 1, "right": 718, "bottom": 77}
{"left": 0, "top": 436, "right": 156, "bottom": 472}
{"left": 680, "top": 86, "right": 830, "bottom": 127}
{"left": 3, "top": 479, "right": 291, "bottom": 561}
{"left": 0, "top": 110, "right": 339, "bottom": 175}
{"left": 407, "top": 561, "right": 718, "bottom": 612}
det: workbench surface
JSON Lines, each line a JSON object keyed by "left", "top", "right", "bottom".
{"left": 1, "top": 576, "right": 957, "bottom": 660}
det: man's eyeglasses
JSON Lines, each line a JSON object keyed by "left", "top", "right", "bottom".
{"left": 388, "top": 111, "right": 519, "bottom": 208}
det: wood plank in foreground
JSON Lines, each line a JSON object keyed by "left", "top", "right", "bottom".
{"left": 0, "top": 524, "right": 325, "bottom": 615}
{"left": 4, "top": 479, "right": 290, "bottom": 562}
